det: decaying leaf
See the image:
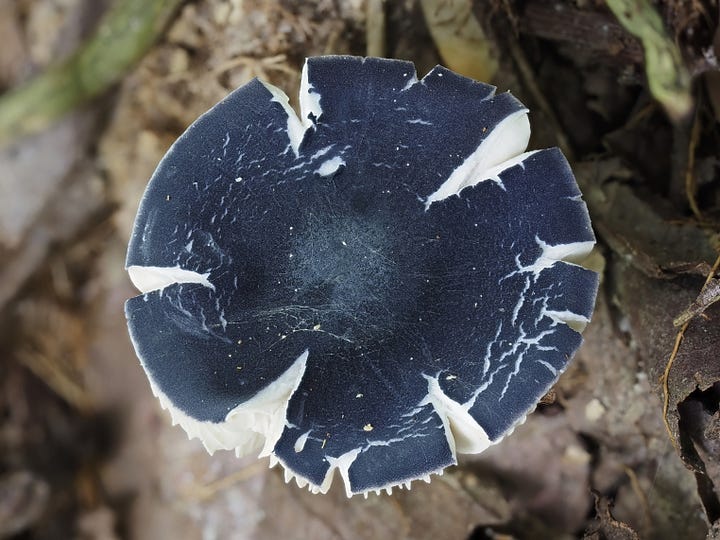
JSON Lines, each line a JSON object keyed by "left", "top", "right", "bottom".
{"left": 574, "top": 159, "right": 717, "bottom": 279}
{"left": 614, "top": 261, "right": 720, "bottom": 526}
{"left": 419, "top": 0, "right": 498, "bottom": 82}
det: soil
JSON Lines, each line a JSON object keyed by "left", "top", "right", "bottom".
{"left": 0, "top": 1, "right": 719, "bottom": 539}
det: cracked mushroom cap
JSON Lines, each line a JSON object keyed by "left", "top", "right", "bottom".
{"left": 125, "top": 55, "right": 599, "bottom": 497}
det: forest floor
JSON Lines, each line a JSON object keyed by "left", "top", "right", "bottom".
{"left": 0, "top": 1, "right": 719, "bottom": 539}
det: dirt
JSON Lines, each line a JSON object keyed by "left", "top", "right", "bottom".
{"left": 1, "top": 1, "right": 719, "bottom": 539}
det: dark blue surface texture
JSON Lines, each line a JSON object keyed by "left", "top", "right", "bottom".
{"left": 125, "top": 56, "right": 598, "bottom": 495}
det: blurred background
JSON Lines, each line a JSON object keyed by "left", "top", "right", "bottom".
{"left": 0, "top": 0, "right": 719, "bottom": 538}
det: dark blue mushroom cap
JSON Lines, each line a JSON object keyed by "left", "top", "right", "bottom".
{"left": 125, "top": 56, "right": 598, "bottom": 496}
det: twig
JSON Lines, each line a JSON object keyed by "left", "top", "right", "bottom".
{"left": 179, "top": 460, "right": 268, "bottom": 504}
{"left": 505, "top": 37, "right": 575, "bottom": 161}
{"left": 673, "top": 278, "right": 720, "bottom": 326}
{"left": 684, "top": 103, "right": 704, "bottom": 221}
{"left": 623, "top": 465, "right": 652, "bottom": 536}
{"left": 366, "top": 0, "right": 386, "bottom": 58}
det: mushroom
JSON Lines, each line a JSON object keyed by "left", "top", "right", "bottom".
{"left": 125, "top": 56, "right": 599, "bottom": 497}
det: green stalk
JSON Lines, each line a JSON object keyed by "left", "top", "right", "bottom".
{"left": 606, "top": 0, "right": 692, "bottom": 122}
{"left": 0, "top": 0, "right": 183, "bottom": 145}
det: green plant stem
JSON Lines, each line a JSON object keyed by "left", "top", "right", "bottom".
{"left": 0, "top": 0, "right": 183, "bottom": 145}
{"left": 606, "top": 0, "right": 692, "bottom": 122}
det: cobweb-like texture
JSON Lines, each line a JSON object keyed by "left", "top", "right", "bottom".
{"left": 125, "top": 56, "right": 598, "bottom": 496}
